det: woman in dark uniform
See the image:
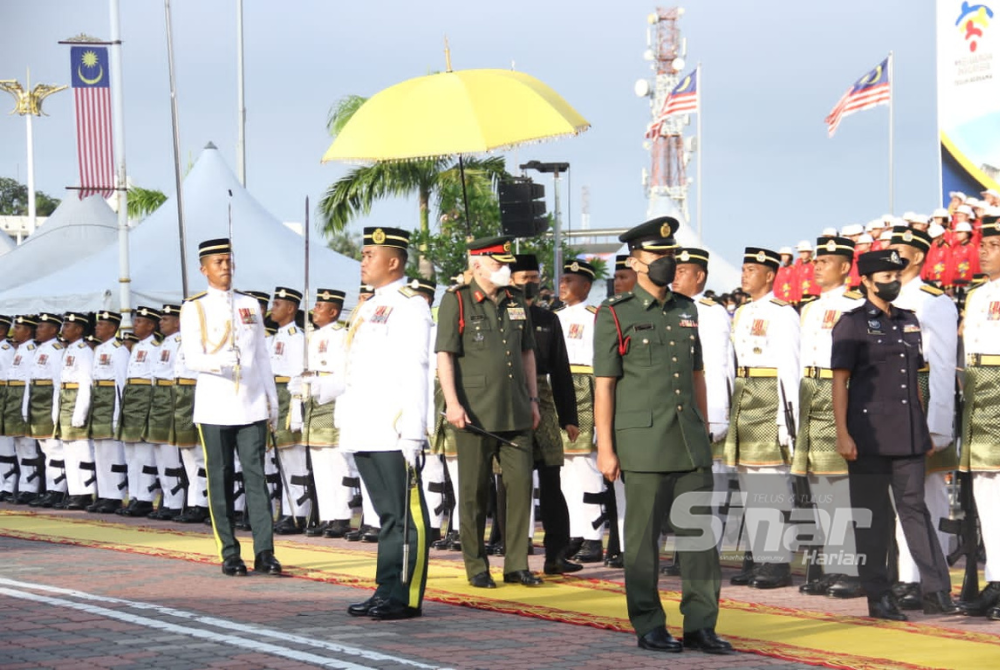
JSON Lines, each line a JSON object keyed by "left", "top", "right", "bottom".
{"left": 830, "top": 249, "right": 961, "bottom": 621}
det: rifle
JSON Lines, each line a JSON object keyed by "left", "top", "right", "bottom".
{"left": 780, "top": 379, "right": 823, "bottom": 585}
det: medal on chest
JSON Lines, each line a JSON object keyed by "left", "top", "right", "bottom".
{"left": 275, "top": 341, "right": 285, "bottom": 356}
{"left": 13, "top": 355, "right": 21, "bottom": 366}
{"left": 239, "top": 307, "right": 257, "bottom": 325}
{"left": 136, "top": 350, "right": 147, "bottom": 363}
{"left": 989, "top": 301, "right": 1000, "bottom": 322}
{"left": 507, "top": 306, "right": 526, "bottom": 321}
{"left": 100, "top": 353, "right": 111, "bottom": 366}
{"left": 160, "top": 349, "right": 171, "bottom": 362}
{"left": 568, "top": 323, "right": 584, "bottom": 339}
{"left": 678, "top": 312, "right": 697, "bottom": 328}
{"left": 750, "top": 318, "right": 768, "bottom": 338}
{"left": 821, "top": 310, "right": 840, "bottom": 330}
{"left": 318, "top": 339, "right": 328, "bottom": 354}
{"left": 65, "top": 355, "right": 75, "bottom": 367}
{"left": 370, "top": 305, "right": 393, "bottom": 324}
{"left": 38, "top": 354, "right": 49, "bottom": 366}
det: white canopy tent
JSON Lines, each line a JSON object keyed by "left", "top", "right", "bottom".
{"left": 0, "top": 144, "right": 361, "bottom": 314}
{"left": 0, "top": 230, "right": 15, "bottom": 257}
{"left": 0, "top": 194, "right": 119, "bottom": 290}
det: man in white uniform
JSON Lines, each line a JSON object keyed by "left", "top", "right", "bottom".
{"left": 26, "top": 313, "right": 66, "bottom": 508}
{"left": 54, "top": 312, "right": 97, "bottom": 510}
{"left": 87, "top": 311, "right": 130, "bottom": 513}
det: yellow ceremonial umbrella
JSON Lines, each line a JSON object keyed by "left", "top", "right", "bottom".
{"left": 321, "top": 67, "right": 589, "bottom": 163}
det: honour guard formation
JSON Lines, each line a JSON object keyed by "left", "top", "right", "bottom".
{"left": 4, "top": 207, "right": 1000, "bottom": 656}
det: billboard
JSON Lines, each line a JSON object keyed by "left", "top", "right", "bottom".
{"left": 937, "top": 1, "right": 1000, "bottom": 203}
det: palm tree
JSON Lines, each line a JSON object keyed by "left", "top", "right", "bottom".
{"left": 127, "top": 186, "right": 167, "bottom": 221}
{"left": 319, "top": 95, "right": 508, "bottom": 276}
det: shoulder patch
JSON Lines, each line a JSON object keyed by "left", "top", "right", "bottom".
{"left": 770, "top": 297, "right": 790, "bottom": 306}
{"left": 698, "top": 297, "right": 717, "bottom": 307}
{"left": 844, "top": 289, "right": 863, "bottom": 300}
{"left": 606, "top": 292, "right": 634, "bottom": 306}
{"left": 399, "top": 286, "right": 420, "bottom": 298}
{"left": 184, "top": 291, "right": 207, "bottom": 302}
{"left": 920, "top": 284, "right": 945, "bottom": 297}
{"left": 53, "top": 343, "right": 64, "bottom": 350}
{"left": 585, "top": 305, "right": 598, "bottom": 314}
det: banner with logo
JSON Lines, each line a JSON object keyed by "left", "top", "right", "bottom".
{"left": 938, "top": 1, "right": 1000, "bottom": 204}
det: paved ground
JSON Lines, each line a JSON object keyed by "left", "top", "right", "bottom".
{"left": 1, "top": 502, "right": 997, "bottom": 669}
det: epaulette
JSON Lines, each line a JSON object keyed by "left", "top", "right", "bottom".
{"left": 586, "top": 305, "right": 598, "bottom": 314}
{"left": 770, "top": 297, "right": 790, "bottom": 306}
{"left": 26, "top": 343, "right": 35, "bottom": 350}
{"left": 53, "top": 342, "right": 64, "bottom": 350}
{"left": 553, "top": 304, "right": 567, "bottom": 312}
{"left": 152, "top": 334, "right": 163, "bottom": 346}
{"left": 76, "top": 341, "right": 87, "bottom": 349}
{"left": 446, "top": 284, "right": 469, "bottom": 293}
{"left": 1, "top": 343, "right": 9, "bottom": 351}
{"left": 606, "top": 292, "right": 634, "bottom": 306}
{"left": 698, "top": 297, "right": 717, "bottom": 307}
{"left": 288, "top": 326, "right": 298, "bottom": 335}
{"left": 920, "top": 284, "right": 945, "bottom": 297}
{"left": 113, "top": 341, "right": 122, "bottom": 348}
{"left": 184, "top": 291, "right": 207, "bottom": 303}
{"left": 399, "top": 286, "right": 420, "bottom": 298}
{"left": 331, "top": 322, "right": 345, "bottom": 330}
{"left": 844, "top": 289, "right": 863, "bottom": 300}
{"left": 799, "top": 295, "right": 817, "bottom": 305}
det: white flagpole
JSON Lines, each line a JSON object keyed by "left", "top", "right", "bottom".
{"left": 696, "top": 63, "right": 703, "bottom": 245}
{"left": 888, "top": 51, "right": 894, "bottom": 215}
{"left": 236, "top": 0, "right": 246, "bottom": 187}
{"left": 164, "top": 0, "right": 189, "bottom": 298}
{"left": 109, "top": 0, "right": 132, "bottom": 326}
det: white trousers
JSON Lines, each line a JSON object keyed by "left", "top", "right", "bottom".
{"left": 179, "top": 447, "right": 207, "bottom": 508}
{"left": 422, "top": 453, "right": 446, "bottom": 529}
{"left": 973, "top": 471, "right": 1000, "bottom": 582}
{"left": 0, "top": 436, "right": 17, "bottom": 493}
{"left": 446, "top": 455, "right": 460, "bottom": 531}
{"left": 277, "top": 444, "right": 312, "bottom": 518}
{"left": 562, "top": 453, "right": 605, "bottom": 541}
{"left": 311, "top": 446, "right": 355, "bottom": 522}
{"left": 896, "top": 470, "right": 951, "bottom": 583}
{"left": 93, "top": 439, "right": 126, "bottom": 501}
{"left": 712, "top": 460, "right": 740, "bottom": 553}
{"left": 123, "top": 441, "right": 156, "bottom": 502}
{"left": 152, "top": 443, "right": 184, "bottom": 509}
{"left": 39, "top": 438, "right": 66, "bottom": 493}
{"left": 736, "top": 464, "right": 794, "bottom": 564}
{"left": 63, "top": 439, "right": 96, "bottom": 496}
{"left": 14, "top": 437, "right": 40, "bottom": 493}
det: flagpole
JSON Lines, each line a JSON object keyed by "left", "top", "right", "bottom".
{"left": 696, "top": 62, "right": 703, "bottom": 245}
{"left": 236, "top": 0, "right": 246, "bottom": 187}
{"left": 109, "top": 0, "right": 132, "bottom": 326}
{"left": 164, "top": 0, "right": 189, "bottom": 298}
{"left": 888, "top": 51, "right": 894, "bottom": 215}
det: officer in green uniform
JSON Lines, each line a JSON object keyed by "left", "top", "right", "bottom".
{"left": 436, "top": 236, "right": 543, "bottom": 588}
{"left": 594, "top": 217, "right": 732, "bottom": 655}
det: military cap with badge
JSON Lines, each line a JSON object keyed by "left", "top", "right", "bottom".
{"left": 364, "top": 226, "right": 411, "bottom": 249}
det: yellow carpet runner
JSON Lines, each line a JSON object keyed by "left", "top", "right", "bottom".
{"left": 1, "top": 510, "right": 997, "bottom": 670}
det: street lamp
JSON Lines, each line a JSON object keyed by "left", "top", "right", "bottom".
{"left": 519, "top": 161, "right": 570, "bottom": 289}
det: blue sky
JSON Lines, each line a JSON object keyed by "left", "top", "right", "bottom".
{"left": 1, "top": 0, "right": 940, "bottom": 266}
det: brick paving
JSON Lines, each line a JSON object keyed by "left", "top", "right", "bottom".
{"left": 1, "top": 503, "right": 997, "bottom": 668}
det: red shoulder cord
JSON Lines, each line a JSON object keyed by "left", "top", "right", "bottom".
{"left": 456, "top": 290, "right": 465, "bottom": 335}
{"left": 598, "top": 305, "right": 630, "bottom": 356}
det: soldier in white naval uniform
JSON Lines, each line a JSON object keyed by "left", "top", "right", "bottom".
{"left": 886, "top": 226, "right": 960, "bottom": 609}
{"left": 54, "top": 312, "right": 97, "bottom": 510}
{"left": 671, "top": 247, "right": 735, "bottom": 552}
{"left": 6, "top": 316, "right": 40, "bottom": 503}
{"left": 180, "top": 238, "right": 281, "bottom": 577}
{"left": 555, "top": 259, "right": 604, "bottom": 563}
{"left": 336, "top": 226, "right": 432, "bottom": 620}
{"left": 793, "top": 237, "right": 865, "bottom": 598}
{"left": 302, "top": 288, "right": 355, "bottom": 539}
{"left": 116, "top": 307, "right": 162, "bottom": 517}
{"left": 268, "top": 286, "right": 310, "bottom": 534}
{"left": 958, "top": 218, "right": 1000, "bottom": 620}
{"left": 25, "top": 313, "right": 67, "bottom": 508}
{"left": 87, "top": 311, "right": 130, "bottom": 513}
{"left": 0, "top": 315, "right": 17, "bottom": 500}
{"left": 725, "top": 248, "right": 801, "bottom": 589}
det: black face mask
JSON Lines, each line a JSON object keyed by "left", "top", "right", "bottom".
{"left": 645, "top": 255, "right": 677, "bottom": 287}
{"left": 521, "top": 281, "right": 540, "bottom": 301}
{"left": 873, "top": 280, "right": 901, "bottom": 302}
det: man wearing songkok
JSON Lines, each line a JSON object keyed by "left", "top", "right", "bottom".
{"left": 54, "top": 312, "right": 97, "bottom": 510}
{"left": 87, "top": 311, "right": 129, "bottom": 513}
{"left": 25, "top": 313, "right": 67, "bottom": 508}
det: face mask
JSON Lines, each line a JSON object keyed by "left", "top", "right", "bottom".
{"left": 644, "top": 255, "right": 677, "bottom": 287}
{"left": 873, "top": 280, "right": 901, "bottom": 302}
{"left": 489, "top": 264, "right": 512, "bottom": 287}
{"left": 521, "top": 281, "right": 540, "bottom": 300}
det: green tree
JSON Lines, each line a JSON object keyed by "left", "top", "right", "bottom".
{"left": 326, "top": 229, "right": 363, "bottom": 261}
{"left": 319, "top": 95, "right": 508, "bottom": 277}
{"left": 127, "top": 186, "right": 167, "bottom": 221}
{"left": 0, "top": 177, "right": 61, "bottom": 216}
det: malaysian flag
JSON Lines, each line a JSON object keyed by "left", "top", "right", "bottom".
{"left": 71, "top": 46, "right": 114, "bottom": 198}
{"left": 646, "top": 68, "right": 699, "bottom": 139}
{"left": 825, "top": 57, "right": 891, "bottom": 137}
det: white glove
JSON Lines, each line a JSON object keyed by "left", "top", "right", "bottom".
{"left": 709, "top": 423, "right": 729, "bottom": 444}
{"left": 398, "top": 439, "right": 423, "bottom": 468}
{"left": 930, "top": 433, "right": 952, "bottom": 452}
{"left": 778, "top": 425, "right": 790, "bottom": 448}
{"left": 289, "top": 397, "right": 303, "bottom": 432}
{"left": 71, "top": 409, "right": 88, "bottom": 429}
{"left": 217, "top": 348, "right": 239, "bottom": 371}
{"left": 268, "top": 401, "right": 279, "bottom": 433}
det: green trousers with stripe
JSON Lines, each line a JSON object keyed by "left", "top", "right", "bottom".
{"left": 198, "top": 421, "right": 274, "bottom": 562}
{"left": 353, "top": 450, "right": 430, "bottom": 609}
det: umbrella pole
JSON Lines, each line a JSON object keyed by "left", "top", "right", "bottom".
{"left": 458, "top": 155, "right": 472, "bottom": 237}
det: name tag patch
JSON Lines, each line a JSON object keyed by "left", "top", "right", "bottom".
{"left": 507, "top": 306, "right": 526, "bottom": 321}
